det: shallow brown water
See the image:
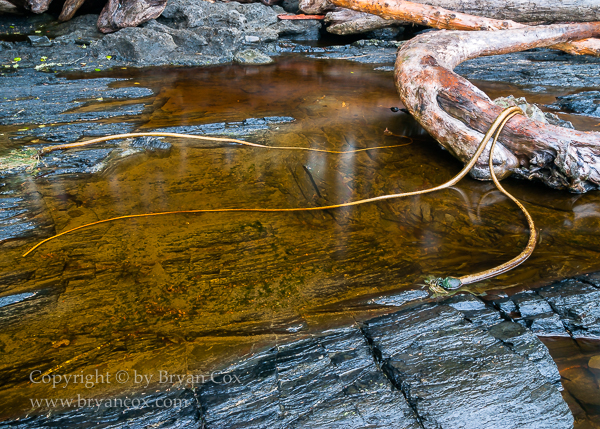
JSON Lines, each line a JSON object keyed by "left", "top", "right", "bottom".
{"left": 1, "top": 56, "right": 600, "bottom": 418}
{"left": 543, "top": 338, "right": 600, "bottom": 428}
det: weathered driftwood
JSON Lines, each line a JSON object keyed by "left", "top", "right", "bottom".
{"left": 331, "top": 0, "right": 600, "bottom": 57}
{"left": 0, "top": 0, "right": 19, "bottom": 13}
{"left": 2, "top": 0, "right": 49, "bottom": 13}
{"left": 325, "top": 8, "right": 407, "bottom": 35}
{"left": 381, "top": 0, "right": 600, "bottom": 23}
{"left": 97, "top": 0, "right": 168, "bottom": 33}
{"left": 307, "top": 0, "right": 600, "bottom": 25}
{"left": 394, "top": 23, "right": 600, "bottom": 192}
{"left": 58, "top": 0, "right": 86, "bottom": 21}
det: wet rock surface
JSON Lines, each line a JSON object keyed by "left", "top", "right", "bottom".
{"left": 275, "top": 38, "right": 402, "bottom": 65}
{"left": 456, "top": 48, "right": 600, "bottom": 90}
{"left": 0, "top": 1, "right": 323, "bottom": 70}
{"left": 494, "top": 277, "right": 600, "bottom": 339}
{"left": 0, "top": 70, "right": 152, "bottom": 126}
{"left": 366, "top": 304, "right": 571, "bottom": 428}
{"left": 0, "top": 293, "right": 575, "bottom": 428}
{"left": 0, "top": 388, "right": 200, "bottom": 428}
{"left": 547, "top": 91, "right": 600, "bottom": 119}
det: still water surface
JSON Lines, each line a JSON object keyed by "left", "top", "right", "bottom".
{"left": 1, "top": 57, "right": 600, "bottom": 419}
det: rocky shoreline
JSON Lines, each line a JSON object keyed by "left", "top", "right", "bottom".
{"left": 4, "top": 274, "right": 600, "bottom": 427}
{"left": 1, "top": 2, "right": 600, "bottom": 427}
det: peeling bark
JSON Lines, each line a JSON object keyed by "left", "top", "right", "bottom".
{"left": 58, "top": 0, "right": 86, "bottom": 21}
{"left": 97, "top": 0, "right": 168, "bottom": 34}
{"left": 394, "top": 24, "right": 600, "bottom": 192}
{"left": 332, "top": 0, "right": 600, "bottom": 57}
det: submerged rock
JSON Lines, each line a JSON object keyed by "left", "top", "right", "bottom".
{"left": 234, "top": 48, "right": 274, "bottom": 65}
{"left": 130, "top": 136, "right": 172, "bottom": 151}
{"left": 0, "top": 70, "right": 152, "bottom": 127}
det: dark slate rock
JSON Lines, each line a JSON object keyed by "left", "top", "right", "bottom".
{"left": 496, "top": 298, "right": 518, "bottom": 316}
{"left": 275, "top": 40, "right": 399, "bottom": 66}
{"left": 494, "top": 291, "right": 570, "bottom": 337}
{"left": 0, "top": 295, "right": 573, "bottom": 427}
{"left": 364, "top": 304, "right": 573, "bottom": 429}
{"left": 39, "top": 148, "right": 113, "bottom": 177}
{"left": 538, "top": 280, "right": 600, "bottom": 338}
{"left": 455, "top": 48, "right": 600, "bottom": 89}
{"left": 366, "top": 289, "right": 429, "bottom": 306}
{"left": 443, "top": 294, "right": 503, "bottom": 328}
{"left": 154, "top": 116, "right": 294, "bottom": 137}
{"left": 27, "top": 35, "right": 52, "bottom": 47}
{"left": 444, "top": 294, "right": 487, "bottom": 311}
{"left": 528, "top": 313, "right": 568, "bottom": 337}
{"left": 0, "top": 388, "right": 199, "bottom": 428}
{"left": 576, "top": 272, "right": 600, "bottom": 288}
{"left": 200, "top": 327, "right": 421, "bottom": 428}
{"left": 0, "top": 292, "right": 37, "bottom": 308}
{"left": 263, "top": 116, "right": 295, "bottom": 124}
{"left": 488, "top": 321, "right": 561, "bottom": 388}
{"left": 17, "top": 122, "right": 136, "bottom": 143}
{"left": 0, "top": 70, "right": 152, "bottom": 127}
{"left": 0, "top": 186, "right": 54, "bottom": 242}
{"left": 2, "top": 103, "right": 146, "bottom": 126}
{"left": 547, "top": 91, "right": 600, "bottom": 118}
{"left": 513, "top": 293, "right": 554, "bottom": 318}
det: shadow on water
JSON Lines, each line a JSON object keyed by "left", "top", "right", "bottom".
{"left": 1, "top": 56, "right": 600, "bottom": 420}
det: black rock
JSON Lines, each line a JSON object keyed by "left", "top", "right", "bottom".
{"left": 493, "top": 279, "right": 600, "bottom": 339}
{"left": 456, "top": 49, "right": 600, "bottom": 89}
{"left": 365, "top": 304, "right": 572, "bottom": 428}
{"left": 0, "top": 293, "right": 577, "bottom": 427}
{"left": 27, "top": 35, "right": 52, "bottom": 48}
{"left": 538, "top": 280, "right": 600, "bottom": 338}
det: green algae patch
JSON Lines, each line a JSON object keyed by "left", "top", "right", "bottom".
{"left": 0, "top": 148, "right": 39, "bottom": 173}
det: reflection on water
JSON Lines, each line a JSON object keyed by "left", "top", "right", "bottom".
{"left": 1, "top": 57, "right": 600, "bottom": 418}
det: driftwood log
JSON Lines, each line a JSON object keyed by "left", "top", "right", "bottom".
{"left": 58, "top": 0, "right": 86, "bottom": 21}
{"left": 392, "top": 23, "right": 600, "bottom": 192}
{"left": 303, "top": 0, "right": 600, "bottom": 22}
{"left": 331, "top": 0, "right": 600, "bottom": 56}
{"left": 0, "top": 0, "right": 19, "bottom": 13}
{"left": 409, "top": 0, "right": 600, "bottom": 23}
{"left": 325, "top": 8, "right": 407, "bottom": 35}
